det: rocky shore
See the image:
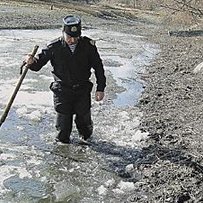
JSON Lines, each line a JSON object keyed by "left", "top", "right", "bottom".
{"left": 1, "top": 0, "right": 203, "bottom": 202}
{"left": 135, "top": 33, "right": 203, "bottom": 202}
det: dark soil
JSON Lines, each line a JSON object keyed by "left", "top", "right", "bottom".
{"left": 135, "top": 35, "right": 203, "bottom": 203}
{"left": 1, "top": 0, "right": 203, "bottom": 202}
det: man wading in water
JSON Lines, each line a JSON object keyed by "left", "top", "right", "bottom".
{"left": 25, "top": 15, "right": 106, "bottom": 144}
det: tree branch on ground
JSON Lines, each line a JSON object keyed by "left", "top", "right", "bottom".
{"left": 159, "top": 0, "right": 203, "bottom": 17}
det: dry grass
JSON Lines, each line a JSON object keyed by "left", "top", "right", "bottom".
{"left": 110, "top": 0, "right": 202, "bottom": 28}
{"left": 3, "top": 0, "right": 203, "bottom": 29}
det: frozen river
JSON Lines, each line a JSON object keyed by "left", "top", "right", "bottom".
{"left": 0, "top": 28, "right": 159, "bottom": 202}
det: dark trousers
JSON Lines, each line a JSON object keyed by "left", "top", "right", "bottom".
{"left": 51, "top": 81, "right": 93, "bottom": 142}
{"left": 55, "top": 111, "right": 93, "bottom": 142}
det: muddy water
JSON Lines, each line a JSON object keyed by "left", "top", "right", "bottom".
{"left": 0, "top": 29, "right": 159, "bottom": 202}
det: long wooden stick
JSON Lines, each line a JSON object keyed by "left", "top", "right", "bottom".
{"left": 0, "top": 45, "right": 39, "bottom": 127}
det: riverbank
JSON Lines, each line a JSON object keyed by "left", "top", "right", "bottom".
{"left": 0, "top": 0, "right": 203, "bottom": 202}
{"left": 136, "top": 32, "right": 203, "bottom": 203}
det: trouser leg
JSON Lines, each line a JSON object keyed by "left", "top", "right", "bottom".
{"left": 55, "top": 113, "right": 73, "bottom": 143}
{"left": 75, "top": 111, "right": 93, "bottom": 140}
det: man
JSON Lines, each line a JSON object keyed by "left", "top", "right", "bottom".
{"left": 25, "top": 15, "right": 106, "bottom": 144}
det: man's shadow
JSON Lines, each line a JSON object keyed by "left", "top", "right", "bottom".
{"left": 51, "top": 134, "right": 203, "bottom": 184}
{"left": 86, "top": 138, "right": 203, "bottom": 182}
{"left": 87, "top": 139, "right": 142, "bottom": 181}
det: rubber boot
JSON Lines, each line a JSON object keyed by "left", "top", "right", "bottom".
{"left": 75, "top": 111, "right": 93, "bottom": 140}
{"left": 55, "top": 113, "right": 73, "bottom": 143}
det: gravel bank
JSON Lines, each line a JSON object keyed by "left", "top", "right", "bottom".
{"left": 136, "top": 34, "right": 203, "bottom": 202}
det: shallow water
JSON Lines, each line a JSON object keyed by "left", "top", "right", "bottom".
{"left": 0, "top": 29, "right": 159, "bottom": 202}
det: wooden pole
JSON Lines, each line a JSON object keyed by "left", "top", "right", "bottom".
{"left": 0, "top": 45, "right": 39, "bottom": 127}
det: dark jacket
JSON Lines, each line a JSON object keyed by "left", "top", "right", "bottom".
{"left": 29, "top": 36, "right": 106, "bottom": 92}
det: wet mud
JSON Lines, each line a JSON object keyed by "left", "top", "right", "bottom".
{"left": 136, "top": 35, "right": 203, "bottom": 202}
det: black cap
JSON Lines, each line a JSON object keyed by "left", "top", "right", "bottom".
{"left": 63, "top": 15, "right": 81, "bottom": 37}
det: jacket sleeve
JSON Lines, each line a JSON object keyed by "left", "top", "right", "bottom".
{"left": 89, "top": 43, "right": 106, "bottom": 92}
{"left": 29, "top": 45, "right": 53, "bottom": 72}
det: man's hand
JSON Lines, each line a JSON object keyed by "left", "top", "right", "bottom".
{"left": 95, "top": 91, "right": 104, "bottom": 101}
{"left": 24, "top": 54, "right": 37, "bottom": 65}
